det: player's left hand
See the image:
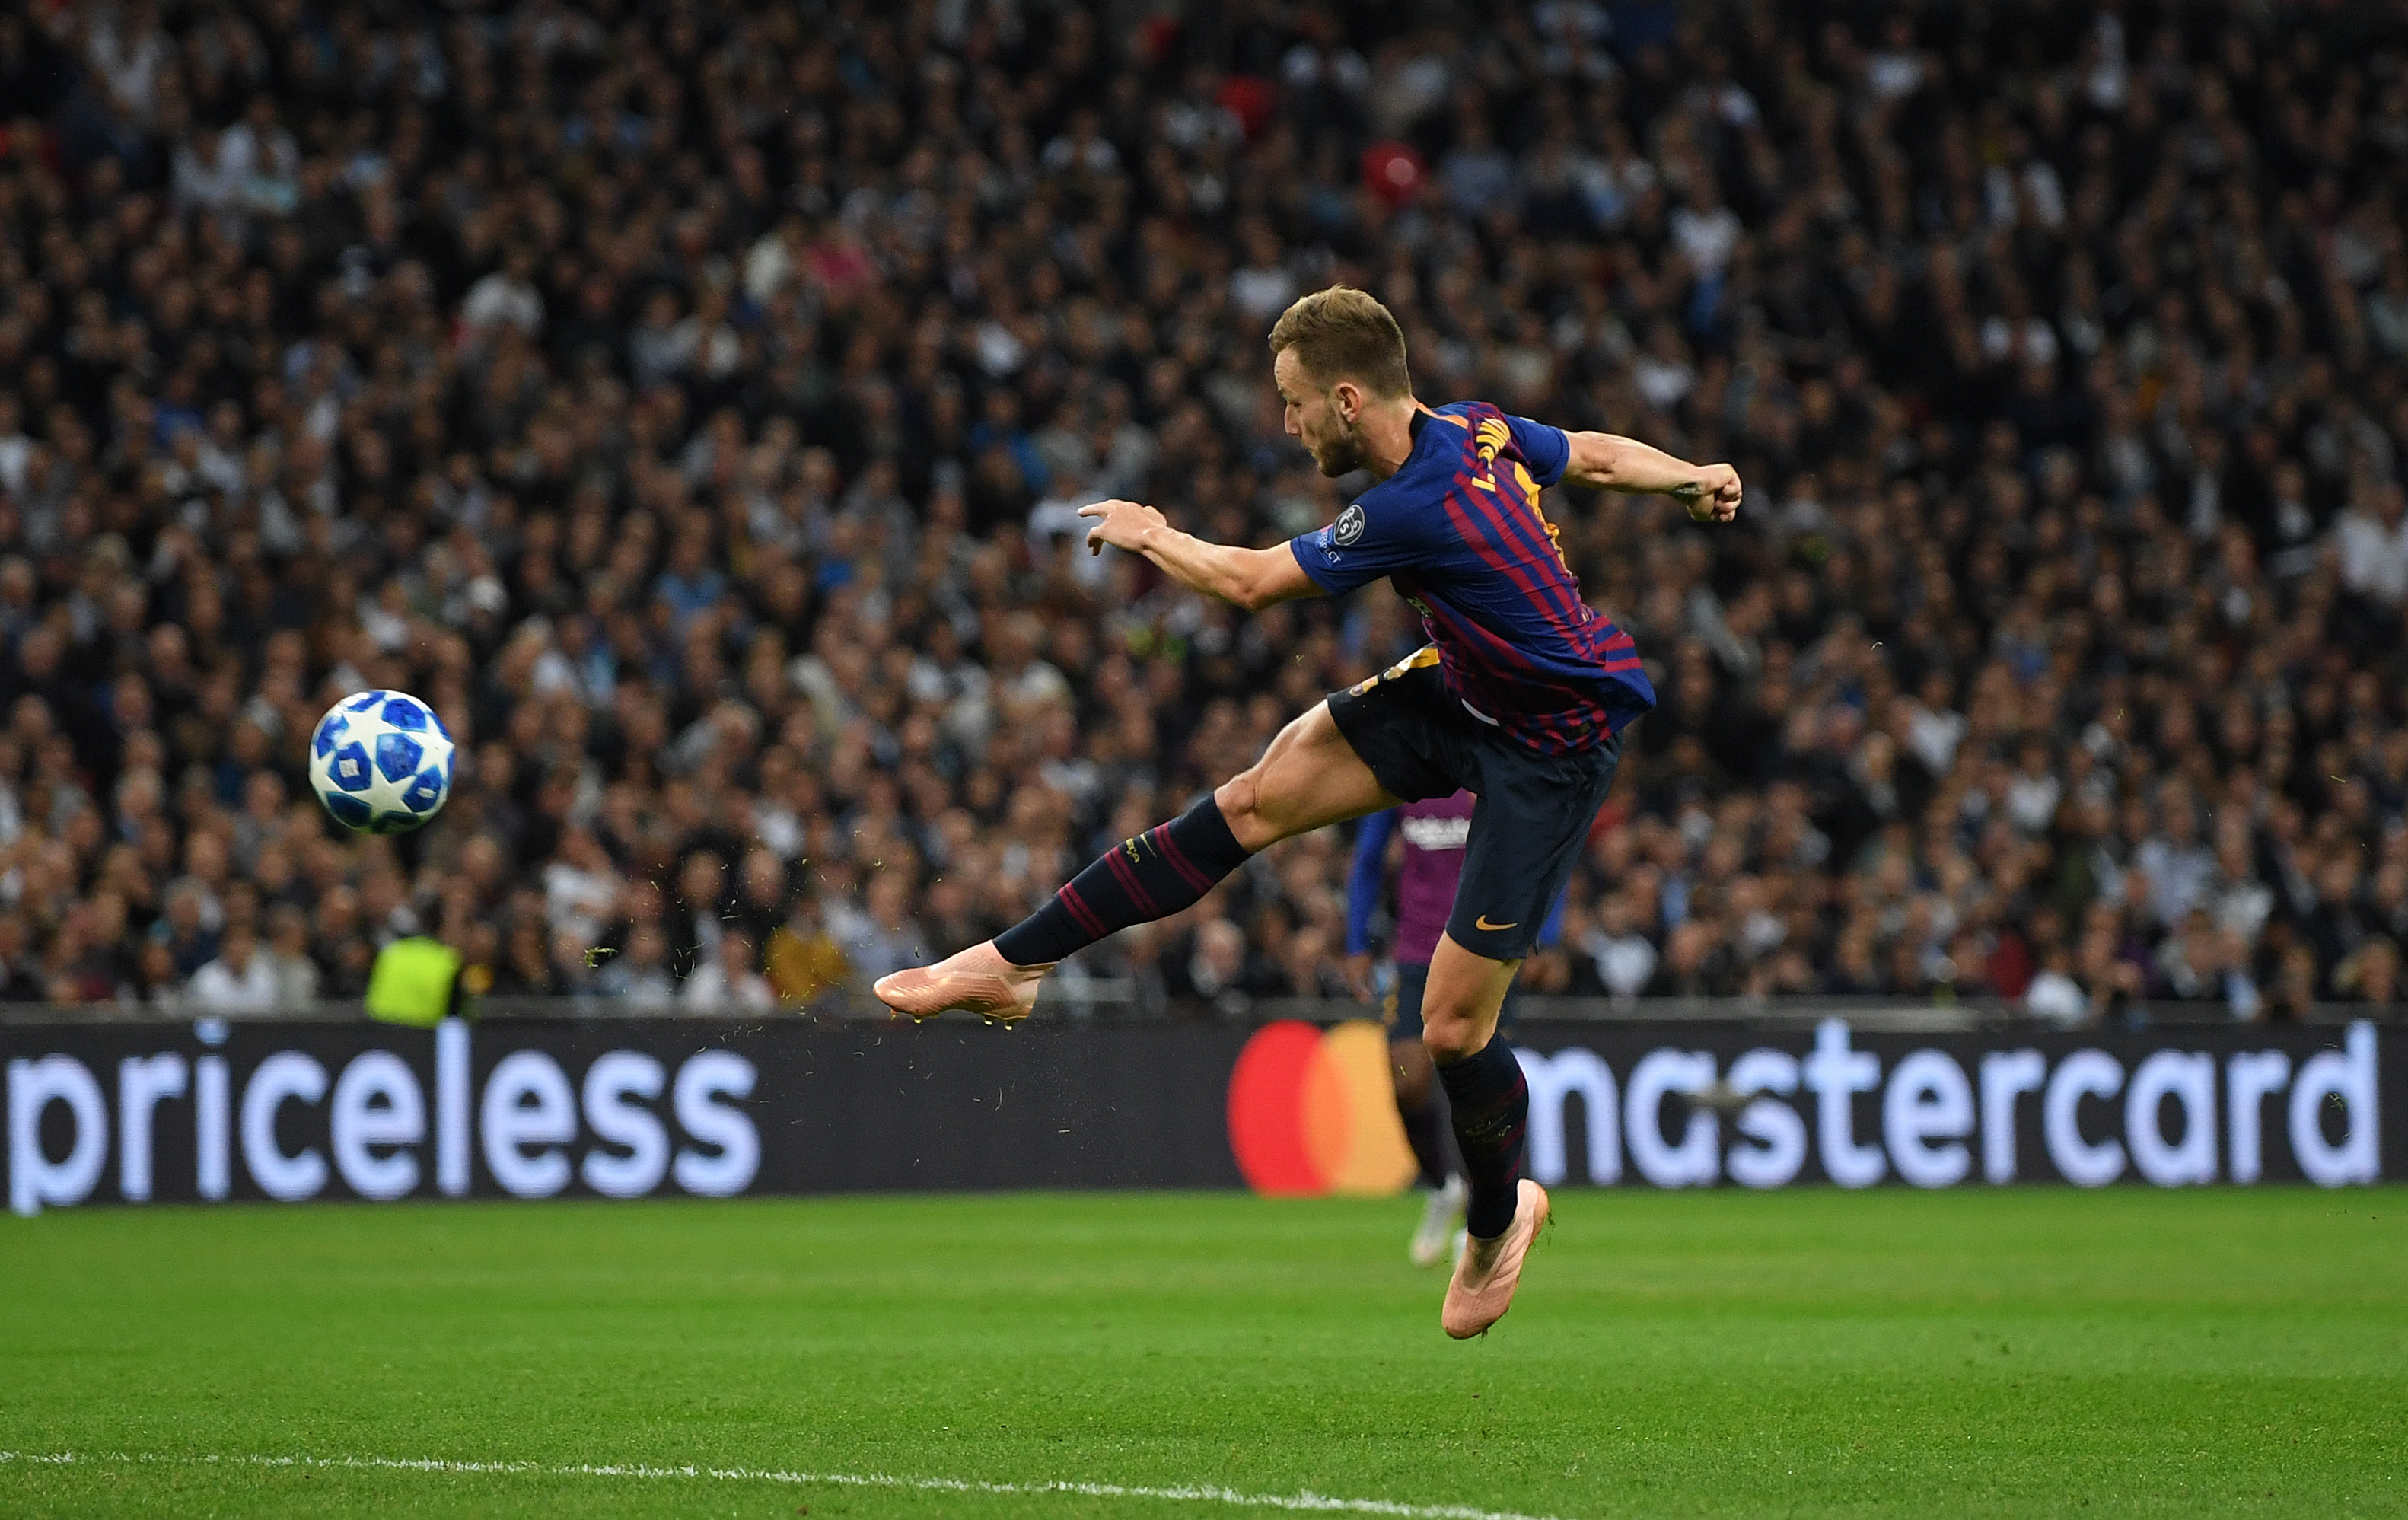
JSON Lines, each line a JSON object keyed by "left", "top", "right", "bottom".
{"left": 1079, "top": 499, "right": 1168, "bottom": 555}
{"left": 1343, "top": 951, "right": 1374, "bottom": 1001}
{"left": 1674, "top": 464, "right": 1742, "bottom": 523}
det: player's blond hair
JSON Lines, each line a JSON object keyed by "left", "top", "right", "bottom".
{"left": 1267, "top": 286, "right": 1412, "bottom": 399}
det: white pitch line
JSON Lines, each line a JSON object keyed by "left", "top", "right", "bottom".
{"left": 0, "top": 1450, "right": 1569, "bottom": 1520}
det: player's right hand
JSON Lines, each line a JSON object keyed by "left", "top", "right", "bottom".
{"left": 1676, "top": 464, "right": 1742, "bottom": 523}
{"left": 1079, "top": 498, "right": 1168, "bottom": 555}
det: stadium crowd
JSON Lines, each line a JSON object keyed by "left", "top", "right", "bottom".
{"left": 3, "top": 0, "right": 2407, "bottom": 1021}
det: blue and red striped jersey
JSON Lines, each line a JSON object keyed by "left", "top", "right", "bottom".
{"left": 1287, "top": 400, "right": 1655, "bottom": 756}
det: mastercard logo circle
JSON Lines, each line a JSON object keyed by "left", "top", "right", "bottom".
{"left": 1226, "top": 1020, "right": 1418, "bottom": 1197}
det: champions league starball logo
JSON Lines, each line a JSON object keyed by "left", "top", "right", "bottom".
{"left": 1333, "top": 503, "right": 1366, "bottom": 546}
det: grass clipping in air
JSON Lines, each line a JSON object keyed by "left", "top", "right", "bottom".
{"left": 2, "top": 1189, "right": 2403, "bottom": 1518}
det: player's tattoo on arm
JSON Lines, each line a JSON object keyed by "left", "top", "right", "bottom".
{"left": 1559, "top": 432, "right": 1741, "bottom": 523}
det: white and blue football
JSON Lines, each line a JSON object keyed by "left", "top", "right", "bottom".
{"left": 308, "top": 690, "right": 455, "bottom": 834}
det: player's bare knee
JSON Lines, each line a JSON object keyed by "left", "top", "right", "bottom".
{"left": 1421, "top": 1013, "right": 1483, "bottom": 1064}
{"left": 1213, "top": 771, "right": 1265, "bottom": 839}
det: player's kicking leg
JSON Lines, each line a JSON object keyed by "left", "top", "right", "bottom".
{"left": 874, "top": 700, "right": 1397, "bottom": 1019}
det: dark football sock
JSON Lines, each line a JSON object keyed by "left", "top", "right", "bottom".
{"left": 994, "top": 795, "right": 1253, "bottom": 967}
{"left": 1397, "top": 1081, "right": 1454, "bottom": 1190}
{"left": 1436, "top": 1034, "right": 1527, "bottom": 1240}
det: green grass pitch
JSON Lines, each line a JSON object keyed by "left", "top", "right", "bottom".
{"left": 2, "top": 1189, "right": 2403, "bottom": 1518}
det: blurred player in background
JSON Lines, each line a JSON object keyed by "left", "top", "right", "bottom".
{"left": 1345, "top": 791, "right": 1566, "bottom": 1268}
{"left": 880, "top": 286, "right": 1739, "bottom": 1339}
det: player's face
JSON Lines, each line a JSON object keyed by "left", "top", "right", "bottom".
{"left": 1274, "top": 349, "right": 1369, "bottom": 478}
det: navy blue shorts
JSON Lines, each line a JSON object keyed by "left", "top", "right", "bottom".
{"left": 1329, "top": 658, "right": 1621, "bottom": 962}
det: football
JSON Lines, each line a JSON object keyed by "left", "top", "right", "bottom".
{"left": 307, "top": 690, "right": 456, "bottom": 834}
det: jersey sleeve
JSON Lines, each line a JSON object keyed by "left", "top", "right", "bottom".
{"left": 1507, "top": 414, "right": 1572, "bottom": 488}
{"left": 1287, "top": 489, "right": 1434, "bottom": 597}
{"left": 1343, "top": 809, "right": 1397, "bottom": 957}
{"left": 1537, "top": 884, "right": 1569, "bottom": 950}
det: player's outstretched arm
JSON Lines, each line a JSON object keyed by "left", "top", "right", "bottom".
{"left": 1078, "top": 499, "right": 1323, "bottom": 610}
{"left": 1559, "top": 432, "right": 1741, "bottom": 522}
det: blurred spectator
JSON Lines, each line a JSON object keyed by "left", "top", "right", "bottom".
{"left": 189, "top": 925, "right": 278, "bottom": 1012}
{"left": 543, "top": 827, "right": 622, "bottom": 948}
{"left": 2336, "top": 937, "right": 2401, "bottom": 1006}
{"left": 1581, "top": 891, "right": 1658, "bottom": 1004}
{"left": 2336, "top": 483, "right": 2408, "bottom": 612}
{"left": 2024, "top": 946, "right": 2088, "bottom": 1028}
{"left": 265, "top": 903, "right": 320, "bottom": 1006}
{"left": 150, "top": 885, "right": 218, "bottom": 980}
{"left": 2135, "top": 788, "right": 2215, "bottom": 931}
{"left": 0, "top": 914, "right": 43, "bottom": 1000}
{"left": 597, "top": 926, "right": 676, "bottom": 1011}
{"left": 680, "top": 929, "right": 776, "bottom": 1012}
{"left": 766, "top": 894, "right": 850, "bottom": 1006}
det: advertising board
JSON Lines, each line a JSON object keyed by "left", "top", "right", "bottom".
{"left": 4, "top": 1017, "right": 2390, "bottom": 1214}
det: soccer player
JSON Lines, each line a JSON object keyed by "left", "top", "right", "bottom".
{"left": 878, "top": 287, "right": 1740, "bottom": 1337}
{"left": 1343, "top": 791, "right": 1566, "bottom": 1269}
